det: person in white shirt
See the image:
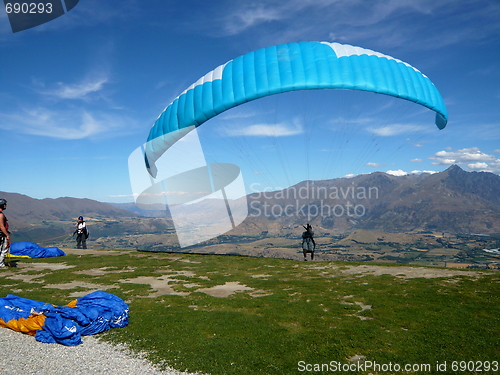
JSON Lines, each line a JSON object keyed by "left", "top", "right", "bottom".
{"left": 74, "top": 216, "right": 88, "bottom": 249}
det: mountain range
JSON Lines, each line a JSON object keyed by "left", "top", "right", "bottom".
{"left": 0, "top": 192, "right": 138, "bottom": 242}
{"left": 2, "top": 165, "right": 499, "bottom": 244}
{"left": 238, "top": 165, "right": 500, "bottom": 235}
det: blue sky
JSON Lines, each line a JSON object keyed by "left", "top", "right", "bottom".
{"left": 1, "top": 0, "right": 499, "bottom": 203}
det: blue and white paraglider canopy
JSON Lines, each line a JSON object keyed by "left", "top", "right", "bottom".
{"left": 144, "top": 41, "right": 448, "bottom": 177}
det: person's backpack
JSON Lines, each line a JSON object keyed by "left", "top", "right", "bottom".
{"left": 83, "top": 226, "right": 90, "bottom": 239}
{"left": 303, "top": 230, "right": 314, "bottom": 239}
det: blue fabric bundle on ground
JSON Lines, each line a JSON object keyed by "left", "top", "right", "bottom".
{"left": 0, "top": 294, "right": 48, "bottom": 321}
{"left": 10, "top": 241, "right": 65, "bottom": 258}
{"left": 35, "top": 291, "right": 129, "bottom": 345}
{"left": 0, "top": 291, "right": 129, "bottom": 346}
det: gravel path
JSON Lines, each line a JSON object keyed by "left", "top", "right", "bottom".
{"left": 0, "top": 328, "right": 203, "bottom": 375}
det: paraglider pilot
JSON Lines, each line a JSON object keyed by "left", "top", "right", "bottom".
{"left": 0, "top": 199, "right": 10, "bottom": 268}
{"left": 302, "top": 224, "right": 315, "bottom": 261}
{"left": 74, "top": 216, "right": 87, "bottom": 249}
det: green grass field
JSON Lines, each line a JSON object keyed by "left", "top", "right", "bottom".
{"left": 1, "top": 250, "right": 499, "bottom": 374}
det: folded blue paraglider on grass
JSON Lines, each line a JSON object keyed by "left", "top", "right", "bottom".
{"left": 9, "top": 241, "right": 65, "bottom": 258}
{"left": 0, "top": 291, "right": 129, "bottom": 346}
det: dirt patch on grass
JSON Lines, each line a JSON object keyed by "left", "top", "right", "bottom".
{"left": 354, "top": 301, "right": 372, "bottom": 311}
{"left": 119, "top": 276, "right": 262, "bottom": 298}
{"left": 153, "top": 270, "right": 197, "bottom": 277}
{"left": 43, "top": 280, "right": 114, "bottom": 294}
{"left": 120, "top": 276, "right": 191, "bottom": 297}
{"left": 249, "top": 290, "right": 274, "bottom": 297}
{"left": 74, "top": 267, "right": 136, "bottom": 276}
{"left": 119, "top": 269, "right": 203, "bottom": 297}
{"left": 17, "top": 262, "right": 75, "bottom": 271}
{"left": 251, "top": 274, "right": 272, "bottom": 278}
{"left": 338, "top": 265, "right": 487, "bottom": 279}
{"left": 341, "top": 296, "right": 373, "bottom": 320}
{"left": 61, "top": 248, "right": 131, "bottom": 256}
{"left": 6, "top": 273, "right": 46, "bottom": 283}
{"left": 197, "top": 282, "right": 254, "bottom": 298}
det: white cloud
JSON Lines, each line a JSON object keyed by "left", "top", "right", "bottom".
{"left": 411, "top": 158, "right": 423, "bottom": 162}
{"left": 219, "top": 0, "right": 343, "bottom": 36}
{"left": 386, "top": 169, "right": 438, "bottom": 176}
{"left": 223, "top": 5, "right": 282, "bottom": 35}
{"left": 0, "top": 67, "right": 136, "bottom": 140}
{"left": 219, "top": 1, "right": 409, "bottom": 36}
{"left": 43, "top": 77, "right": 108, "bottom": 100}
{"left": 225, "top": 119, "right": 303, "bottom": 137}
{"left": 430, "top": 147, "right": 500, "bottom": 174}
{"left": 366, "top": 124, "right": 429, "bottom": 136}
{"left": 0, "top": 107, "right": 131, "bottom": 140}
{"left": 212, "top": 0, "right": 499, "bottom": 52}
{"left": 109, "top": 193, "right": 139, "bottom": 198}
{"left": 431, "top": 147, "right": 496, "bottom": 164}
{"left": 366, "top": 162, "right": 381, "bottom": 168}
{"left": 386, "top": 169, "right": 407, "bottom": 176}
{"left": 220, "top": 110, "right": 263, "bottom": 120}
{"left": 468, "top": 162, "right": 489, "bottom": 170}
{"left": 411, "top": 170, "right": 438, "bottom": 175}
